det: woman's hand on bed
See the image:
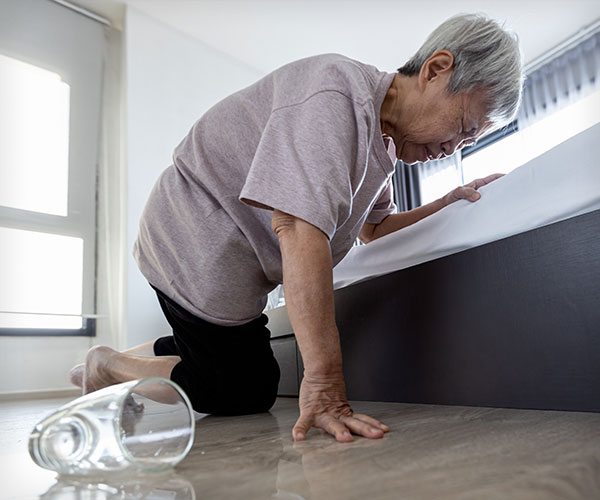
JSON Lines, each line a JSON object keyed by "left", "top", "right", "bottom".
{"left": 442, "top": 173, "right": 505, "bottom": 206}
{"left": 293, "top": 374, "right": 389, "bottom": 442}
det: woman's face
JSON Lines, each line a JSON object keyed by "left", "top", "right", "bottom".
{"left": 385, "top": 53, "right": 493, "bottom": 165}
{"left": 397, "top": 85, "right": 491, "bottom": 164}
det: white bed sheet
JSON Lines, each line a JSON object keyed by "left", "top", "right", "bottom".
{"left": 333, "top": 123, "right": 600, "bottom": 290}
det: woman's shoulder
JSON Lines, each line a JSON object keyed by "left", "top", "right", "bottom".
{"left": 271, "top": 53, "right": 386, "bottom": 108}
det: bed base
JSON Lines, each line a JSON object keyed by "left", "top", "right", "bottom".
{"left": 269, "top": 209, "right": 600, "bottom": 412}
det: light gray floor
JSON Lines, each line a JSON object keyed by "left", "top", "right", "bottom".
{"left": 2, "top": 396, "right": 599, "bottom": 499}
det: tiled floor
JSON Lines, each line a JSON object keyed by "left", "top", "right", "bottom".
{"left": 2, "top": 396, "right": 599, "bottom": 499}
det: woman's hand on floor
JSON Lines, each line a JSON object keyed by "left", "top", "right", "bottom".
{"left": 293, "top": 374, "right": 389, "bottom": 442}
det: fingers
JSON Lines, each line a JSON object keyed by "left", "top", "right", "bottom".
{"left": 293, "top": 413, "right": 313, "bottom": 441}
{"left": 341, "top": 415, "right": 385, "bottom": 439}
{"left": 467, "top": 173, "right": 505, "bottom": 189}
{"left": 455, "top": 172, "right": 504, "bottom": 205}
{"left": 353, "top": 413, "right": 390, "bottom": 432}
{"left": 466, "top": 188, "right": 481, "bottom": 201}
{"left": 294, "top": 413, "right": 388, "bottom": 442}
{"left": 317, "top": 414, "right": 354, "bottom": 442}
{"left": 454, "top": 186, "right": 480, "bottom": 202}
{"left": 294, "top": 376, "right": 388, "bottom": 442}
{"left": 295, "top": 414, "right": 389, "bottom": 442}
{"left": 483, "top": 172, "right": 505, "bottom": 183}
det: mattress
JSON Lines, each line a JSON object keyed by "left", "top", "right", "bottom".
{"left": 333, "top": 123, "right": 600, "bottom": 289}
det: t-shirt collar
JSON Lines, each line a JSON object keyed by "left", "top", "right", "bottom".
{"left": 373, "top": 72, "right": 397, "bottom": 176}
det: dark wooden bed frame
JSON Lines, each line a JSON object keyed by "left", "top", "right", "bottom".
{"left": 268, "top": 208, "right": 600, "bottom": 412}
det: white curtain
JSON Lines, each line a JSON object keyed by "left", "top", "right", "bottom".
{"left": 96, "top": 26, "right": 126, "bottom": 348}
{"left": 518, "top": 32, "right": 600, "bottom": 129}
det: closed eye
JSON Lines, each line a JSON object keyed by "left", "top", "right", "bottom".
{"left": 462, "top": 120, "right": 477, "bottom": 138}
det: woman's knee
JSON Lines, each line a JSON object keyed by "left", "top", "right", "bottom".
{"left": 190, "top": 384, "right": 277, "bottom": 416}
{"left": 216, "top": 364, "right": 280, "bottom": 415}
{"left": 183, "top": 362, "right": 280, "bottom": 416}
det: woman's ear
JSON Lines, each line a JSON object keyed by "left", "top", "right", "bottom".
{"left": 418, "top": 50, "right": 454, "bottom": 90}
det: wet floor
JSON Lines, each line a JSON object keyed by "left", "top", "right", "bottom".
{"left": 2, "top": 396, "right": 599, "bottom": 499}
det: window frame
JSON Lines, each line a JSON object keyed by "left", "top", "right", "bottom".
{"left": 0, "top": 0, "right": 104, "bottom": 336}
{"left": 460, "top": 120, "right": 519, "bottom": 160}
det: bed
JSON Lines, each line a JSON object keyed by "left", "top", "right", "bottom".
{"left": 268, "top": 123, "right": 600, "bottom": 412}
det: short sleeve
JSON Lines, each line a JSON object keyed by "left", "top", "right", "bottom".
{"left": 239, "top": 92, "right": 366, "bottom": 240}
{"left": 366, "top": 178, "right": 397, "bottom": 224}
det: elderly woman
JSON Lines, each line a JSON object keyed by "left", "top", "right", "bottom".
{"left": 71, "top": 13, "right": 523, "bottom": 442}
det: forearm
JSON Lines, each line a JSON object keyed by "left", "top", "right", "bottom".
{"left": 273, "top": 213, "right": 342, "bottom": 378}
{"left": 370, "top": 197, "right": 447, "bottom": 241}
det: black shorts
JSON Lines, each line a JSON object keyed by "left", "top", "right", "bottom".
{"left": 151, "top": 285, "right": 280, "bottom": 416}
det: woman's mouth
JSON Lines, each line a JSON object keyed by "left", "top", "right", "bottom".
{"left": 423, "top": 146, "right": 434, "bottom": 162}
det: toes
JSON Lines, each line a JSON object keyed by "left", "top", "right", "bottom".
{"left": 68, "top": 363, "right": 85, "bottom": 388}
{"left": 83, "top": 345, "right": 116, "bottom": 394}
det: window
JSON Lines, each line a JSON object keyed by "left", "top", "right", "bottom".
{"left": 0, "top": 0, "right": 104, "bottom": 335}
{"left": 412, "top": 29, "right": 600, "bottom": 209}
{"left": 463, "top": 89, "right": 600, "bottom": 184}
{"left": 0, "top": 55, "right": 70, "bottom": 215}
{"left": 418, "top": 156, "right": 463, "bottom": 206}
{"left": 0, "top": 228, "right": 84, "bottom": 329}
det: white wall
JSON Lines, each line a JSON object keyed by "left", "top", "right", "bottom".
{"left": 124, "top": 7, "right": 263, "bottom": 347}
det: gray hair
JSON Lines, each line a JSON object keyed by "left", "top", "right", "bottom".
{"left": 398, "top": 13, "right": 524, "bottom": 127}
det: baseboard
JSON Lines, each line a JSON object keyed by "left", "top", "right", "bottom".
{"left": 0, "top": 387, "right": 81, "bottom": 402}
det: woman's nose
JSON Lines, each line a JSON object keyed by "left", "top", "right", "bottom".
{"left": 441, "top": 137, "right": 462, "bottom": 156}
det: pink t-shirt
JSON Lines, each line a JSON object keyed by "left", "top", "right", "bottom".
{"left": 134, "top": 54, "right": 397, "bottom": 325}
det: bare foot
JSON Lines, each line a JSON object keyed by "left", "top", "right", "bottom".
{"left": 68, "top": 363, "right": 85, "bottom": 389}
{"left": 83, "top": 345, "right": 119, "bottom": 394}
